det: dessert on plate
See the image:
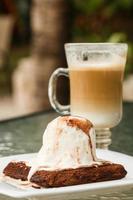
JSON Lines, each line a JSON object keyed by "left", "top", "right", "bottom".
{"left": 3, "top": 116, "right": 127, "bottom": 188}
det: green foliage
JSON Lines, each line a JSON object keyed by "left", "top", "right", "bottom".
{"left": 108, "top": 33, "right": 127, "bottom": 43}
{"left": 71, "top": 0, "right": 133, "bottom": 75}
{"left": 73, "top": 0, "right": 104, "bottom": 14}
{"left": 73, "top": 0, "right": 133, "bottom": 13}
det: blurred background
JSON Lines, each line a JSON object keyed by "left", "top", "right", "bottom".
{"left": 0, "top": 0, "right": 133, "bottom": 120}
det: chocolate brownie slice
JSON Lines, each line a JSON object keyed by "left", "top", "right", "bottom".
{"left": 3, "top": 161, "right": 127, "bottom": 188}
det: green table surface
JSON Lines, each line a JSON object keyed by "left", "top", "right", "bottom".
{"left": 0, "top": 102, "right": 133, "bottom": 200}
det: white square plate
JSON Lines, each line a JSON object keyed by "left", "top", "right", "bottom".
{"left": 0, "top": 149, "right": 133, "bottom": 199}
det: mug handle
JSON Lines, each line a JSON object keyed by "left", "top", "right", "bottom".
{"left": 48, "top": 68, "right": 70, "bottom": 115}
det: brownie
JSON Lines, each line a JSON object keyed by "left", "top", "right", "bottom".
{"left": 3, "top": 161, "right": 127, "bottom": 188}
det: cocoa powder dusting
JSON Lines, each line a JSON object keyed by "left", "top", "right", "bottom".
{"left": 88, "top": 135, "right": 95, "bottom": 161}
{"left": 61, "top": 116, "right": 93, "bottom": 134}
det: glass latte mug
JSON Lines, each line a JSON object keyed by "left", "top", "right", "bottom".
{"left": 48, "top": 43, "right": 128, "bottom": 149}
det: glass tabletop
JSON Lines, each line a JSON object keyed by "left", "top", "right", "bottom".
{"left": 0, "top": 103, "right": 133, "bottom": 200}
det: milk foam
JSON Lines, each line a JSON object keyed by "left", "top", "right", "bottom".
{"left": 67, "top": 52, "right": 126, "bottom": 70}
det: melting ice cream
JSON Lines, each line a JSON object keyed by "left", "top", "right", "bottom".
{"left": 28, "top": 116, "right": 99, "bottom": 180}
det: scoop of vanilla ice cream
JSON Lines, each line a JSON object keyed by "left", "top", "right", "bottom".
{"left": 28, "top": 116, "right": 98, "bottom": 179}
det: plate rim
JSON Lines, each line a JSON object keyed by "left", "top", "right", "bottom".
{"left": 0, "top": 150, "right": 133, "bottom": 198}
